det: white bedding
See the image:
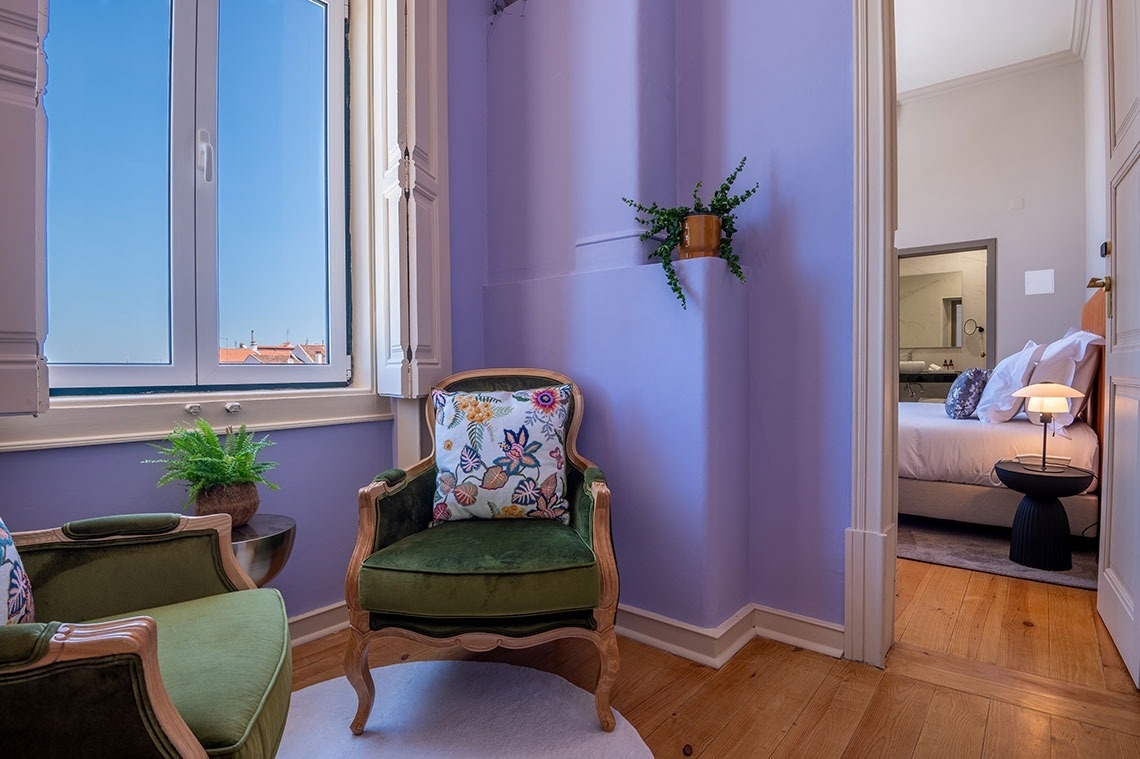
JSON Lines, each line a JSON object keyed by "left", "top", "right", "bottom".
{"left": 898, "top": 402, "right": 1099, "bottom": 487}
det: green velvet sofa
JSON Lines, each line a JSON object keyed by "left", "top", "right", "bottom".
{"left": 0, "top": 513, "right": 292, "bottom": 758}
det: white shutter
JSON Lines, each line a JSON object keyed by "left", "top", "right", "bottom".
{"left": 0, "top": 0, "right": 48, "bottom": 415}
{"left": 376, "top": 0, "right": 451, "bottom": 398}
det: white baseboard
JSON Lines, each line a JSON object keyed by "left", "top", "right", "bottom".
{"left": 616, "top": 602, "right": 844, "bottom": 668}
{"left": 289, "top": 601, "right": 349, "bottom": 647}
{"left": 289, "top": 599, "right": 846, "bottom": 668}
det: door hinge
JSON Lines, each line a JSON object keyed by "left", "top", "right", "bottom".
{"left": 399, "top": 147, "right": 412, "bottom": 200}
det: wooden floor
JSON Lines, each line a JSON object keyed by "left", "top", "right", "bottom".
{"left": 293, "top": 559, "right": 1140, "bottom": 757}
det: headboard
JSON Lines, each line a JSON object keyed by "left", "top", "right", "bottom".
{"left": 1080, "top": 288, "right": 1107, "bottom": 444}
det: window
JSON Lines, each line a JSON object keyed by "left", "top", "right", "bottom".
{"left": 0, "top": 0, "right": 451, "bottom": 451}
{"left": 43, "top": 0, "right": 347, "bottom": 391}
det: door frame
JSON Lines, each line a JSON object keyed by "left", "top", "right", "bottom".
{"left": 848, "top": 0, "right": 1107, "bottom": 667}
{"left": 847, "top": 0, "right": 897, "bottom": 667}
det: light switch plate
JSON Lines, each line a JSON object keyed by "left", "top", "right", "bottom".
{"left": 1025, "top": 269, "right": 1055, "bottom": 295}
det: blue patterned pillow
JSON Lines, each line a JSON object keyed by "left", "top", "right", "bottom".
{"left": 1, "top": 517, "right": 34, "bottom": 624}
{"left": 431, "top": 385, "right": 572, "bottom": 525}
{"left": 945, "top": 368, "right": 991, "bottom": 419}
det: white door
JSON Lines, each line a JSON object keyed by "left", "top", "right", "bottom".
{"left": 1099, "top": 0, "right": 1140, "bottom": 688}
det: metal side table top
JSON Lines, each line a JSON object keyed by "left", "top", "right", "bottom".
{"left": 231, "top": 513, "right": 297, "bottom": 587}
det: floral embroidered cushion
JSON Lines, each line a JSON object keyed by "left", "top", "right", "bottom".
{"left": 1, "top": 516, "right": 34, "bottom": 624}
{"left": 944, "top": 368, "right": 991, "bottom": 419}
{"left": 431, "top": 385, "right": 572, "bottom": 525}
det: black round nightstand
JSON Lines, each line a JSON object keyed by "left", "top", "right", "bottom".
{"left": 994, "top": 460, "right": 1094, "bottom": 571}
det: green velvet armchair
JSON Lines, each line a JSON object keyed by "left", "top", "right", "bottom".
{"left": 343, "top": 368, "right": 620, "bottom": 734}
{"left": 0, "top": 513, "right": 292, "bottom": 758}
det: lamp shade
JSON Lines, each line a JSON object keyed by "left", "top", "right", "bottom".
{"left": 1012, "top": 382, "right": 1084, "bottom": 414}
{"left": 1024, "top": 395, "right": 1070, "bottom": 414}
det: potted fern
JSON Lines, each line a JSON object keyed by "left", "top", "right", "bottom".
{"left": 623, "top": 155, "right": 758, "bottom": 308}
{"left": 145, "top": 419, "right": 279, "bottom": 526}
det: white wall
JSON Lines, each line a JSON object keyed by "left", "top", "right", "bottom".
{"left": 897, "top": 61, "right": 1087, "bottom": 360}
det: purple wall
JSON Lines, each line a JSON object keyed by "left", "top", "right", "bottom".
{"left": 473, "top": 0, "right": 854, "bottom": 626}
{"left": 447, "top": 0, "right": 489, "bottom": 372}
{"left": 0, "top": 422, "right": 393, "bottom": 616}
{"left": 675, "top": 1, "right": 854, "bottom": 621}
{"left": 485, "top": 259, "right": 751, "bottom": 626}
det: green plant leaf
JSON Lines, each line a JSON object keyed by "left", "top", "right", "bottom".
{"left": 142, "top": 419, "right": 279, "bottom": 508}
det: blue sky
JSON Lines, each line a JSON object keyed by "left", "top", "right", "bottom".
{"left": 43, "top": 0, "right": 330, "bottom": 365}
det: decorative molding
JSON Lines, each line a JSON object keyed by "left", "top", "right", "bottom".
{"left": 289, "top": 601, "right": 350, "bottom": 647}
{"left": 1073, "top": 0, "right": 1094, "bottom": 59}
{"left": 615, "top": 602, "right": 843, "bottom": 669}
{"left": 897, "top": 50, "right": 1082, "bottom": 105}
{"left": 574, "top": 229, "right": 647, "bottom": 249}
{"left": 0, "top": 7, "right": 37, "bottom": 32}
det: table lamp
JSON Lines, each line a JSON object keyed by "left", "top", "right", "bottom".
{"left": 1012, "top": 382, "right": 1084, "bottom": 472}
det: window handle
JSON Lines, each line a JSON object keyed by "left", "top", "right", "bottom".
{"left": 197, "top": 129, "right": 214, "bottom": 183}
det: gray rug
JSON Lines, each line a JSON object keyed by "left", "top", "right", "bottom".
{"left": 278, "top": 660, "right": 651, "bottom": 758}
{"left": 897, "top": 515, "right": 1097, "bottom": 590}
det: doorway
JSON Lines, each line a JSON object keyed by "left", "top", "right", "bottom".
{"left": 847, "top": 0, "right": 1106, "bottom": 667}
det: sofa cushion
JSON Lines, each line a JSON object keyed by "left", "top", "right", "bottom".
{"left": 359, "top": 520, "right": 599, "bottom": 618}
{"left": 431, "top": 385, "right": 572, "bottom": 525}
{"left": 1, "top": 516, "right": 34, "bottom": 624}
{"left": 97, "top": 589, "right": 291, "bottom": 759}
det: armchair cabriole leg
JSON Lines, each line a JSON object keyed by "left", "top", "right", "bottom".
{"left": 344, "top": 627, "right": 375, "bottom": 735}
{"left": 593, "top": 628, "right": 620, "bottom": 732}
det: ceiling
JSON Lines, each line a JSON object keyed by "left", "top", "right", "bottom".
{"left": 895, "top": 0, "right": 1081, "bottom": 94}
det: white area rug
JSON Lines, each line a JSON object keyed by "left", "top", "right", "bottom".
{"left": 279, "top": 660, "right": 651, "bottom": 758}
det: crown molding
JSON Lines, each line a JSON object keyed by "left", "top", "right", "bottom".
{"left": 1073, "top": 0, "right": 1093, "bottom": 60}
{"left": 897, "top": 49, "right": 1081, "bottom": 105}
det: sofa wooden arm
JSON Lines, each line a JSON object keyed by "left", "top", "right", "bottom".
{"left": 16, "top": 514, "right": 255, "bottom": 622}
{"left": 0, "top": 617, "right": 206, "bottom": 758}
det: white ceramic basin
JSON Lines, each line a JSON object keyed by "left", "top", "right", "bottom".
{"left": 899, "top": 360, "right": 926, "bottom": 372}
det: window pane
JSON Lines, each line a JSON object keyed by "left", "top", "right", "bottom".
{"left": 43, "top": 0, "right": 173, "bottom": 365}
{"left": 216, "top": 0, "right": 330, "bottom": 366}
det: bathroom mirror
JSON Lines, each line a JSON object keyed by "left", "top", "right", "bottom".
{"left": 899, "top": 239, "right": 995, "bottom": 370}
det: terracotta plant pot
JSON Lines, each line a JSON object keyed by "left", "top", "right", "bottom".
{"left": 679, "top": 214, "right": 722, "bottom": 259}
{"left": 196, "top": 482, "right": 260, "bottom": 527}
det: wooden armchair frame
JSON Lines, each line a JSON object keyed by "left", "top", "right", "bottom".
{"left": 4, "top": 514, "right": 258, "bottom": 757}
{"left": 343, "top": 368, "right": 620, "bottom": 734}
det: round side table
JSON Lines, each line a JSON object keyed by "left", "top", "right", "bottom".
{"left": 230, "top": 513, "right": 296, "bottom": 587}
{"left": 994, "top": 460, "right": 1094, "bottom": 571}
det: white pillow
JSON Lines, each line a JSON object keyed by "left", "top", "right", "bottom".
{"left": 976, "top": 340, "right": 1046, "bottom": 424}
{"left": 1029, "top": 329, "right": 1103, "bottom": 425}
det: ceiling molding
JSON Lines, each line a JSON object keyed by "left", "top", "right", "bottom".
{"left": 1072, "top": 0, "right": 1093, "bottom": 59}
{"left": 897, "top": 49, "right": 1081, "bottom": 105}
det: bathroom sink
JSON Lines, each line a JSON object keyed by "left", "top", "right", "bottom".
{"left": 899, "top": 360, "right": 926, "bottom": 372}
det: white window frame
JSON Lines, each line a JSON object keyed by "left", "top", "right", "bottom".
{"left": 46, "top": 0, "right": 349, "bottom": 391}
{"left": 0, "top": 0, "right": 454, "bottom": 451}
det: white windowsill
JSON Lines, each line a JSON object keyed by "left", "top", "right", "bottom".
{"left": 0, "top": 386, "right": 393, "bottom": 452}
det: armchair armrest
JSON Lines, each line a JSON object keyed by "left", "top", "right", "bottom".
{"left": 0, "top": 617, "right": 206, "bottom": 757}
{"left": 16, "top": 514, "right": 255, "bottom": 623}
{"left": 570, "top": 467, "right": 618, "bottom": 626}
{"left": 344, "top": 457, "right": 437, "bottom": 621}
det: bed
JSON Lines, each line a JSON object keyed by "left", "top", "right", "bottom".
{"left": 897, "top": 291, "right": 1106, "bottom": 537}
